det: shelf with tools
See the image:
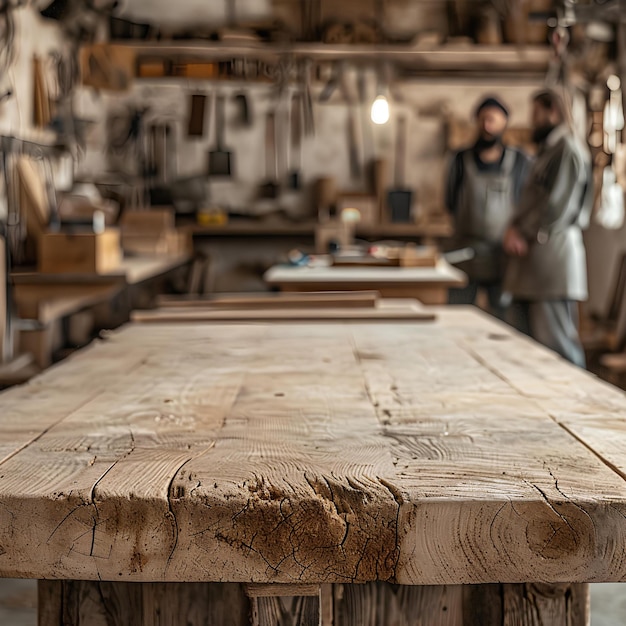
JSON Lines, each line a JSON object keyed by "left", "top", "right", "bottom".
{"left": 81, "top": 41, "right": 552, "bottom": 89}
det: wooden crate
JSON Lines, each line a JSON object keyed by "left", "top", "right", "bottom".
{"left": 38, "top": 230, "right": 122, "bottom": 275}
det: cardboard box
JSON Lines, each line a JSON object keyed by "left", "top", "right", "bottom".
{"left": 38, "top": 230, "right": 122, "bottom": 274}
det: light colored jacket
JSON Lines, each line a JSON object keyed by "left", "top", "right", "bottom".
{"left": 504, "top": 125, "right": 593, "bottom": 301}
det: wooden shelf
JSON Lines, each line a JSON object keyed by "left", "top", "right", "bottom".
{"left": 184, "top": 219, "right": 453, "bottom": 239}
{"left": 101, "top": 41, "right": 551, "bottom": 72}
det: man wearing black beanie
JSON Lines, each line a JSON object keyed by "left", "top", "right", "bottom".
{"left": 446, "top": 95, "right": 530, "bottom": 319}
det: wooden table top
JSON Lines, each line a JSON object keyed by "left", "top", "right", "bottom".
{"left": 1, "top": 309, "right": 626, "bottom": 586}
{"left": 11, "top": 254, "right": 191, "bottom": 287}
{"left": 119, "top": 254, "right": 191, "bottom": 285}
{"left": 264, "top": 260, "right": 467, "bottom": 287}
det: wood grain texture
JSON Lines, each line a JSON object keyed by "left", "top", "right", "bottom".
{"left": 38, "top": 580, "right": 589, "bottom": 626}
{"left": 252, "top": 596, "right": 319, "bottom": 626}
{"left": 0, "top": 311, "right": 626, "bottom": 586}
{"left": 501, "top": 584, "right": 589, "bottom": 626}
{"left": 334, "top": 583, "right": 463, "bottom": 626}
{"left": 38, "top": 580, "right": 250, "bottom": 626}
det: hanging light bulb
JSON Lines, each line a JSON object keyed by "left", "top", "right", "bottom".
{"left": 371, "top": 95, "right": 390, "bottom": 125}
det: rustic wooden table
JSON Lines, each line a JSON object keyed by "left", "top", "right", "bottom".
{"left": 264, "top": 260, "right": 467, "bottom": 304}
{"left": 0, "top": 308, "right": 624, "bottom": 625}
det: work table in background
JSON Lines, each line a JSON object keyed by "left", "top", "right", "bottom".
{"left": 0, "top": 309, "right": 623, "bottom": 624}
{"left": 9, "top": 254, "right": 191, "bottom": 371}
{"left": 265, "top": 258, "right": 467, "bottom": 304}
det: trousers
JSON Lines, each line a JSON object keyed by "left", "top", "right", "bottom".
{"left": 448, "top": 280, "right": 507, "bottom": 321}
{"left": 507, "top": 300, "right": 586, "bottom": 368}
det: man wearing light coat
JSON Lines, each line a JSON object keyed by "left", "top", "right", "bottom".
{"left": 503, "top": 90, "right": 593, "bottom": 367}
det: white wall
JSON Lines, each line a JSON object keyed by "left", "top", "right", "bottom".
{"left": 0, "top": 6, "right": 67, "bottom": 220}
{"left": 77, "top": 75, "right": 540, "bottom": 217}
{"left": 0, "top": 6, "right": 66, "bottom": 139}
{"left": 116, "top": 0, "right": 272, "bottom": 28}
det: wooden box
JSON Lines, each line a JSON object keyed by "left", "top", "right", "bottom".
{"left": 38, "top": 230, "right": 122, "bottom": 275}
{"left": 122, "top": 230, "right": 191, "bottom": 257}
{"left": 315, "top": 220, "right": 354, "bottom": 254}
{"left": 121, "top": 209, "right": 176, "bottom": 235}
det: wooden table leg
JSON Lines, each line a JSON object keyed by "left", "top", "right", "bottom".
{"left": 38, "top": 581, "right": 590, "bottom": 626}
{"left": 38, "top": 580, "right": 250, "bottom": 626}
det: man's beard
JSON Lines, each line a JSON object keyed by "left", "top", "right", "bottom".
{"left": 532, "top": 124, "right": 556, "bottom": 145}
{"left": 475, "top": 134, "right": 503, "bottom": 151}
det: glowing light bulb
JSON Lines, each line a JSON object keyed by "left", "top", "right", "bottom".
{"left": 371, "top": 95, "right": 390, "bottom": 125}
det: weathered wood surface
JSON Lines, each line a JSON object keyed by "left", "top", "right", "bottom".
{"left": 0, "top": 310, "right": 626, "bottom": 586}
{"left": 37, "top": 580, "right": 589, "bottom": 626}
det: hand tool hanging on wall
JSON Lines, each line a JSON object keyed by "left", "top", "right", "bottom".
{"left": 187, "top": 93, "right": 207, "bottom": 138}
{"left": 288, "top": 93, "right": 303, "bottom": 190}
{"left": 319, "top": 62, "right": 341, "bottom": 103}
{"left": 233, "top": 90, "right": 252, "bottom": 128}
{"left": 340, "top": 66, "right": 362, "bottom": 181}
{"left": 208, "top": 94, "right": 233, "bottom": 177}
{"left": 358, "top": 69, "right": 374, "bottom": 168}
{"left": 301, "top": 59, "right": 315, "bottom": 137}
{"left": 259, "top": 111, "right": 280, "bottom": 199}
{"left": 387, "top": 115, "right": 413, "bottom": 223}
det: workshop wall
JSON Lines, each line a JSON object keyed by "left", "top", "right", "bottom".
{"left": 77, "top": 77, "right": 539, "bottom": 217}
{"left": 0, "top": 7, "right": 65, "bottom": 139}
{"left": 0, "top": 5, "right": 67, "bottom": 220}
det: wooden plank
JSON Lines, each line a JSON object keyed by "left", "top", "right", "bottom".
{"left": 131, "top": 304, "right": 436, "bottom": 323}
{"left": 246, "top": 584, "right": 321, "bottom": 597}
{"left": 158, "top": 291, "right": 381, "bottom": 310}
{"left": 37, "top": 580, "right": 589, "bottom": 626}
{"left": 252, "top": 596, "right": 320, "bottom": 626}
{"left": 275, "top": 283, "right": 454, "bottom": 304}
{"left": 38, "top": 580, "right": 250, "bottom": 626}
{"left": 502, "top": 584, "right": 589, "bottom": 626}
{"left": 185, "top": 219, "right": 452, "bottom": 239}
{"left": 462, "top": 585, "right": 503, "bottom": 626}
{"left": 333, "top": 583, "right": 463, "bottom": 626}
{"left": 38, "top": 580, "right": 64, "bottom": 626}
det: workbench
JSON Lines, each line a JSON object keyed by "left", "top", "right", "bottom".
{"left": 264, "top": 259, "right": 467, "bottom": 304}
{"left": 11, "top": 254, "right": 191, "bottom": 368}
{"left": 0, "top": 309, "right": 624, "bottom": 623}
